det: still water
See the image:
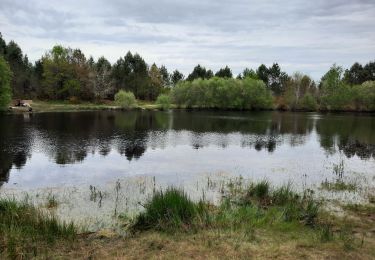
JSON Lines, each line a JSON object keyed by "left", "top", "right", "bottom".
{"left": 0, "top": 111, "right": 374, "bottom": 229}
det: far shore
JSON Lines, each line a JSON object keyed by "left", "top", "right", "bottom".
{"left": 6, "top": 100, "right": 375, "bottom": 114}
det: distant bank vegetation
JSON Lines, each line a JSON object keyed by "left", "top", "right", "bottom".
{"left": 0, "top": 32, "right": 374, "bottom": 112}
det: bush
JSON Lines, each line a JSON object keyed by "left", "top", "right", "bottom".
{"left": 132, "top": 188, "right": 206, "bottom": 232}
{"left": 114, "top": 90, "right": 137, "bottom": 109}
{"left": 171, "top": 77, "right": 273, "bottom": 110}
{"left": 298, "top": 93, "right": 318, "bottom": 111}
{"left": 156, "top": 94, "right": 171, "bottom": 110}
{"left": 354, "top": 81, "right": 375, "bottom": 111}
{"left": 0, "top": 56, "right": 12, "bottom": 111}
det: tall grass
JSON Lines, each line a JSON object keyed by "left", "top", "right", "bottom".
{"left": 132, "top": 188, "right": 207, "bottom": 232}
{"left": 132, "top": 181, "right": 321, "bottom": 235}
{"left": 247, "top": 180, "right": 270, "bottom": 200}
{"left": 221, "top": 181, "right": 320, "bottom": 228}
{"left": 0, "top": 199, "right": 77, "bottom": 258}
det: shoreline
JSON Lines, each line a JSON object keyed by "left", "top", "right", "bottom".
{"left": 1, "top": 178, "right": 374, "bottom": 259}
{"left": 5, "top": 100, "right": 375, "bottom": 114}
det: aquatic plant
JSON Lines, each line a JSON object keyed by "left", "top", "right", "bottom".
{"left": 46, "top": 193, "right": 59, "bottom": 209}
{"left": 247, "top": 180, "right": 270, "bottom": 200}
{"left": 320, "top": 179, "right": 358, "bottom": 192}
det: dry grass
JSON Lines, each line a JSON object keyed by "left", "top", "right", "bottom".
{"left": 11, "top": 200, "right": 374, "bottom": 259}
{"left": 31, "top": 100, "right": 177, "bottom": 113}
{"left": 29, "top": 223, "right": 375, "bottom": 259}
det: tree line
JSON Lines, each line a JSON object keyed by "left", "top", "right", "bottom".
{"left": 0, "top": 32, "right": 374, "bottom": 111}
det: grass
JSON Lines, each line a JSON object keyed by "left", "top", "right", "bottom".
{"left": 0, "top": 199, "right": 77, "bottom": 259}
{"left": 46, "top": 194, "right": 59, "bottom": 209}
{"left": 31, "top": 100, "right": 118, "bottom": 112}
{"left": 342, "top": 203, "right": 375, "bottom": 214}
{"left": 132, "top": 188, "right": 207, "bottom": 232}
{"left": 320, "top": 179, "right": 358, "bottom": 192}
{"left": 1, "top": 181, "right": 374, "bottom": 258}
{"left": 132, "top": 182, "right": 321, "bottom": 234}
{"left": 128, "top": 181, "right": 375, "bottom": 258}
{"left": 30, "top": 99, "right": 178, "bottom": 113}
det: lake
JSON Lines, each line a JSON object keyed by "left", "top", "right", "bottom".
{"left": 1, "top": 110, "right": 374, "bottom": 230}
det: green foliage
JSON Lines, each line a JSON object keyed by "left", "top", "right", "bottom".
{"left": 247, "top": 180, "right": 270, "bottom": 199}
{"left": 148, "top": 63, "right": 163, "bottom": 100}
{"left": 61, "top": 79, "right": 81, "bottom": 97}
{"left": 271, "top": 183, "right": 297, "bottom": 206}
{"left": 159, "top": 65, "right": 171, "bottom": 87}
{"left": 0, "top": 199, "right": 76, "bottom": 258}
{"left": 187, "top": 64, "right": 213, "bottom": 81}
{"left": 256, "top": 63, "right": 288, "bottom": 95}
{"left": 112, "top": 51, "right": 153, "bottom": 100}
{"left": 132, "top": 188, "right": 207, "bottom": 232}
{"left": 156, "top": 94, "right": 171, "bottom": 110}
{"left": 284, "top": 72, "right": 317, "bottom": 110}
{"left": 320, "top": 65, "right": 353, "bottom": 110}
{"left": 2, "top": 40, "right": 33, "bottom": 99}
{"left": 238, "top": 68, "right": 258, "bottom": 80}
{"left": 171, "top": 69, "right": 184, "bottom": 86}
{"left": 1, "top": 32, "right": 374, "bottom": 111}
{"left": 344, "top": 61, "right": 375, "bottom": 85}
{"left": 353, "top": 81, "right": 375, "bottom": 111}
{"left": 0, "top": 56, "right": 12, "bottom": 111}
{"left": 171, "top": 77, "right": 273, "bottom": 110}
{"left": 114, "top": 90, "right": 137, "bottom": 109}
{"left": 298, "top": 93, "right": 318, "bottom": 111}
{"left": 197, "top": 181, "right": 322, "bottom": 242}
{"left": 215, "top": 66, "right": 232, "bottom": 78}
{"left": 41, "top": 45, "right": 92, "bottom": 100}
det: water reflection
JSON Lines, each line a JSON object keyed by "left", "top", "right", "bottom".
{"left": 0, "top": 114, "right": 33, "bottom": 186}
{"left": 0, "top": 111, "right": 374, "bottom": 187}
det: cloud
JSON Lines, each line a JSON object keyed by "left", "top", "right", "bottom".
{"left": 0, "top": 0, "right": 374, "bottom": 79}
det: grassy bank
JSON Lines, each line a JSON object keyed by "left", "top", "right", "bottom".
{"left": 13, "top": 99, "right": 375, "bottom": 114}
{"left": 28, "top": 100, "right": 167, "bottom": 113}
{"left": 0, "top": 199, "right": 77, "bottom": 259}
{"left": 1, "top": 181, "right": 374, "bottom": 259}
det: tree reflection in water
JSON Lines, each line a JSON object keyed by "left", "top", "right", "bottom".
{"left": 0, "top": 111, "right": 374, "bottom": 187}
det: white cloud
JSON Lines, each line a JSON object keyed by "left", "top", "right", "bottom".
{"left": 0, "top": 0, "right": 374, "bottom": 79}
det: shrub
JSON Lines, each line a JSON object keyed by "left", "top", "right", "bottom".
{"left": 0, "top": 56, "right": 12, "bottom": 111}
{"left": 132, "top": 188, "right": 206, "bottom": 232}
{"left": 320, "top": 84, "right": 353, "bottom": 111}
{"left": 156, "top": 94, "right": 171, "bottom": 110}
{"left": 354, "top": 81, "right": 375, "bottom": 111}
{"left": 114, "top": 90, "right": 137, "bottom": 109}
{"left": 171, "top": 77, "right": 273, "bottom": 110}
{"left": 298, "top": 93, "right": 318, "bottom": 111}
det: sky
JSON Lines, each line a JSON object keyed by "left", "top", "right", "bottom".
{"left": 0, "top": 0, "right": 374, "bottom": 79}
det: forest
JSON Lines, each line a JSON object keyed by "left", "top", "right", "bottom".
{"left": 0, "top": 32, "right": 374, "bottom": 112}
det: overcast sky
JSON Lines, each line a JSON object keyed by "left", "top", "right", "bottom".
{"left": 0, "top": 0, "right": 374, "bottom": 79}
